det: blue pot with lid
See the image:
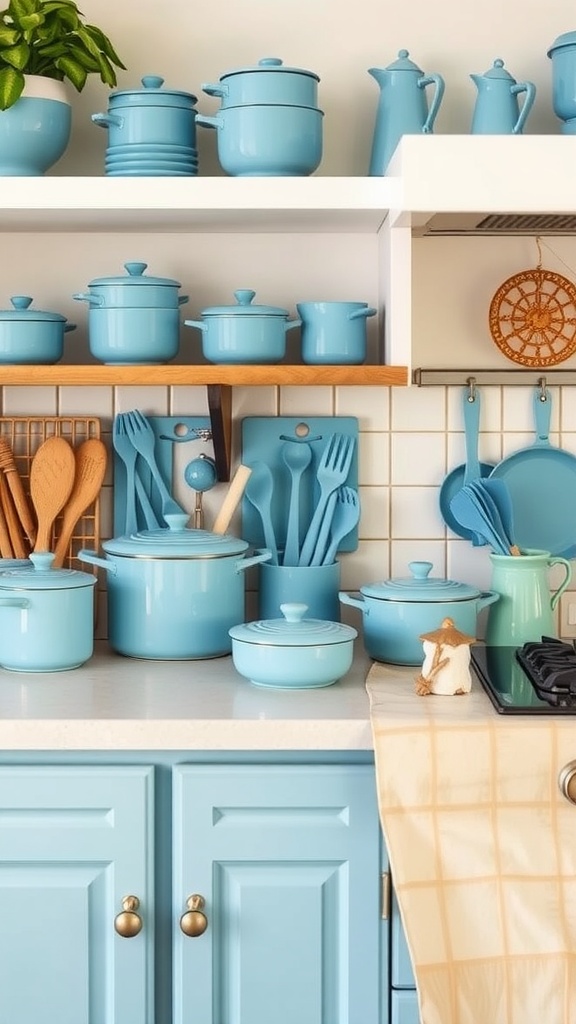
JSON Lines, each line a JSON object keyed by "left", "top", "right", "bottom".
{"left": 229, "top": 602, "right": 357, "bottom": 688}
{"left": 0, "top": 551, "right": 96, "bottom": 671}
{"left": 0, "top": 295, "right": 76, "bottom": 364}
{"left": 91, "top": 75, "right": 198, "bottom": 149}
{"left": 339, "top": 560, "right": 499, "bottom": 665}
{"left": 184, "top": 288, "right": 301, "bottom": 364}
{"left": 202, "top": 57, "right": 320, "bottom": 108}
{"left": 78, "top": 515, "right": 272, "bottom": 660}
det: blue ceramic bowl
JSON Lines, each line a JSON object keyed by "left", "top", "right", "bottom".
{"left": 0, "top": 96, "right": 71, "bottom": 175}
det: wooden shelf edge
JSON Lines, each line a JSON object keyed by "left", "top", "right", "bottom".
{"left": 0, "top": 364, "right": 409, "bottom": 387}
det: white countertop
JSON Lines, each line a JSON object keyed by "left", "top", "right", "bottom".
{"left": 0, "top": 642, "right": 375, "bottom": 751}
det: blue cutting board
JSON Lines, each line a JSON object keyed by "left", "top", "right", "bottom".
{"left": 241, "top": 416, "right": 359, "bottom": 554}
{"left": 113, "top": 415, "right": 213, "bottom": 535}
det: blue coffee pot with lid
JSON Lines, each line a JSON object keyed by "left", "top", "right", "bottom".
{"left": 368, "top": 49, "right": 445, "bottom": 176}
{"left": 470, "top": 58, "right": 536, "bottom": 134}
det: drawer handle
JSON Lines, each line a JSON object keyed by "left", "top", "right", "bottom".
{"left": 559, "top": 760, "right": 576, "bottom": 804}
{"left": 114, "top": 895, "right": 143, "bottom": 937}
{"left": 180, "top": 894, "right": 208, "bottom": 937}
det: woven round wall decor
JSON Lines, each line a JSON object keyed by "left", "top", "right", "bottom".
{"left": 489, "top": 265, "right": 576, "bottom": 367}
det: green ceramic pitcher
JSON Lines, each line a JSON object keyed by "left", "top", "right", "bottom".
{"left": 485, "top": 549, "right": 572, "bottom": 646}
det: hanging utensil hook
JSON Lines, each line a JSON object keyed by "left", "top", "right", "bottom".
{"left": 538, "top": 377, "right": 548, "bottom": 401}
{"left": 466, "top": 376, "right": 477, "bottom": 402}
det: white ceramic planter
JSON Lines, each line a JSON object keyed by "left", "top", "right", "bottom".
{"left": 0, "top": 75, "right": 72, "bottom": 175}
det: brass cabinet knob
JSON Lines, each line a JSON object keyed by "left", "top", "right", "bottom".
{"left": 114, "top": 895, "right": 143, "bottom": 938}
{"left": 179, "top": 894, "right": 208, "bottom": 937}
{"left": 559, "top": 760, "right": 576, "bottom": 804}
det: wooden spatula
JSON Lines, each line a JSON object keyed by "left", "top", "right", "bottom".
{"left": 30, "top": 436, "right": 76, "bottom": 553}
{"left": 53, "top": 438, "right": 107, "bottom": 568}
{"left": 0, "top": 437, "right": 36, "bottom": 546}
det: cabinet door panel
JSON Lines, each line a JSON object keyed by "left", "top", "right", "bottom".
{"left": 173, "top": 763, "right": 387, "bottom": 1024}
{"left": 0, "top": 766, "right": 154, "bottom": 1024}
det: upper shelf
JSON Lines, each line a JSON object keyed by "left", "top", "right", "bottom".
{"left": 0, "top": 364, "right": 409, "bottom": 387}
{"left": 388, "top": 135, "right": 576, "bottom": 236}
{"left": 0, "top": 176, "right": 397, "bottom": 233}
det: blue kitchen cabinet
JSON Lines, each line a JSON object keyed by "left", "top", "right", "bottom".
{"left": 0, "top": 758, "right": 388, "bottom": 1024}
{"left": 173, "top": 763, "right": 388, "bottom": 1024}
{"left": 391, "top": 888, "right": 419, "bottom": 1023}
{"left": 0, "top": 766, "right": 154, "bottom": 1024}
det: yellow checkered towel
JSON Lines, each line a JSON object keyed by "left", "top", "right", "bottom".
{"left": 366, "top": 660, "right": 576, "bottom": 1024}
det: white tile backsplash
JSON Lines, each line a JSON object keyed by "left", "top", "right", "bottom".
{"left": 391, "top": 433, "right": 445, "bottom": 486}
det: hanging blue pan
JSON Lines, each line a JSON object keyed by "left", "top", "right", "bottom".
{"left": 439, "top": 385, "right": 494, "bottom": 542}
{"left": 489, "top": 388, "right": 576, "bottom": 558}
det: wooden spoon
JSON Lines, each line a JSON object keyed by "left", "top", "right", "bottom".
{"left": 53, "top": 438, "right": 107, "bottom": 568}
{"left": 212, "top": 464, "right": 252, "bottom": 535}
{"left": 30, "top": 436, "right": 76, "bottom": 553}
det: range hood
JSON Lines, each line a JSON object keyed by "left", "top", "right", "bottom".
{"left": 387, "top": 134, "right": 576, "bottom": 236}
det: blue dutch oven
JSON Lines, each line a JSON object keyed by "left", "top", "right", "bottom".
{"left": 79, "top": 515, "right": 272, "bottom": 660}
{"left": 196, "top": 103, "right": 323, "bottom": 177}
{"left": 0, "top": 295, "right": 76, "bottom": 364}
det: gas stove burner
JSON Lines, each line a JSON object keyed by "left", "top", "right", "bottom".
{"left": 516, "top": 637, "right": 576, "bottom": 708}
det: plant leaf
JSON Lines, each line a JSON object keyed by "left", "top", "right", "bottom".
{"left": 84, "top": 23, "right": 125, "bottom": 69}
{"left": 0, "top": 25, "right": 20, "bottom": 45}
{"left": 0, "top": 63, "right": 24, "bottom": 108}
{"left": 0, "top": 40, "right": 30, "bottom": 69}
{"left": 54, "top": 52, "right": 86, "bottom": 90}
{"left": 8, "top": 0, "right": 40, "bottom": 20}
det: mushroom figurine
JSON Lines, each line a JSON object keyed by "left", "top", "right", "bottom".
{"left": 415, "top": 617, "right": 476, "bottom": 696}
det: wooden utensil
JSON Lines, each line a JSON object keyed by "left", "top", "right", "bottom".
{"left": 53, "top": 438, "right": 107, "bottom": 568}
{"left": 212, "top": 464, "right": 252, "bottom": 535}
{"left": 30, "top": 436, "right": 76, "bottom": 553}
{"left": 0, "top": 473, "right": 28, "bottom": 558}
{"left": 0, "top": 437, "right": 36, "bottom": 546}
{"left": 0, "top": 482, "right": 14, "bottom": 558}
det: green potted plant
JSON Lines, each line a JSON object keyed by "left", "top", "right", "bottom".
{"left": 0, "top": 0, "right": 125, "bottom": 174}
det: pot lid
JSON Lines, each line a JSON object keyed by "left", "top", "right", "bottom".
{"left": 0, "top": 296, "right": 67, "bottom": 322}
{"left": 103, "top": 513, "right": 249, "bottom": 557}
{"left": 229, "top": 602, "right": 357, "bottom": 646}
{"left": 385, "top": 49, "right": 423, "bottom": 73}
{"left": 87, "top": 262, "right": 181, "bottom": 289}
{"left": 200, "top": 289, "right": 289, "bottom": 318}
{"left": 0, "top": 552, "right": 96, "bottom": 589}
{"left": 548, "top": 31, "right": 576, "bottom": 56}
{"left": 480, "top": 58, "right": 516, "bottom": 81}
{"left": 108, "top": 75, "right": 198, "bottom": 109}
{"left": 360, "top": 561, "right": 483, "bottom": 602}
{"left": 219, "top": 57, "right": 319, "bottom": 82}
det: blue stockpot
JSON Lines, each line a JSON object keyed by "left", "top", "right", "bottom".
{"left": 339, "top": 560, "right": 499, "bottom": 666}
{"left": 202, "top": 57, "right": 320, "bottom": 109}
{"left": 0, "top": 552, "right": 95, "bottom": 672}
{"left": 229, "top": 602, "right": 356, "bottom": 689}
{"left": 92, "top": 75, "right": 197, "bottom": 149}
{"left": 0, "top": 295, "right": 76, "bottom": 364}
{"left": 73, "top": 261, "right": 188, "bottom": 309}
{"left": 548, "top": 32, "right": 576, "bottom": 123}
{"left": 196, "top": 103, "right": 323, "bottom": 177}
{"left": 185, "top": 289, "right": 301, "bottom": 364}
{"left": 78, "top": 517, "right": 272, "bottom": 660}
{"left": 0, "top": 83, "right": 71, "bottom": 175}
{"left": 297, "top": 301, "right": 377, "bottom": 365}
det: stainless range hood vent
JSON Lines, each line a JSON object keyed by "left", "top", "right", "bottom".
{"left": 417, "top": 212, "right": 576, "bottom": 236}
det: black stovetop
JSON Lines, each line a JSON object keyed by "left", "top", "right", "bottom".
{"left": 471, "top": 638, "right": 576, "bottom": 715}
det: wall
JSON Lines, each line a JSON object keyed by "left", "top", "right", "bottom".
{"left": 4, "top": 0, "right": 576, "bottom": 635}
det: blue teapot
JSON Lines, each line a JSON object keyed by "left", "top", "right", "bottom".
{"left": 470, "top": 59, "right": 536, "bottom": 134}
{"left": 368, "top": 49, "right": 445, "bottom": 176}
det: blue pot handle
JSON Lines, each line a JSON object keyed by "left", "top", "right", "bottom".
{"left": 0, "top": 597, "right": 29, "bottom": 609}
{"left": 77, "top": 549, "right": 117, "bottom": 574}
{"left": 235, "top": 549, "right": 272, "bottom": 573}
{"left": 348, "top": 306, "right": 377, "bottom": 321}
{"left": 178, "top": 295, "right": 190, "bottom": 306}
{"left": 476, "top": 590, "right": 499, "bottom": 612}
{"left": 196, "top": 114, "right": 223, "bottom": 130}
{"left": 184, "top": 319, "right": 207, "bottom": 333}
{"left": 202, "top": 82, "right": 228, "bottom": 98}
{"left": 64, "top": 322, "right": 77, "bottom": 333}
{"left": 72, "top": 292, "right": 105, "bottom": 307}
{"left": 91, "top": 112, "right": 124, "bottom": 129}
{"left": 285, "top": 317, "right": 302, "bottom": 332}
{"left": 338, "top": 591, "right": 370, "bottom": 616}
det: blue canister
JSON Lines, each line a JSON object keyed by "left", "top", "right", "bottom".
{"left": 548, "top": 31, "right": 576, "bottom": 127}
